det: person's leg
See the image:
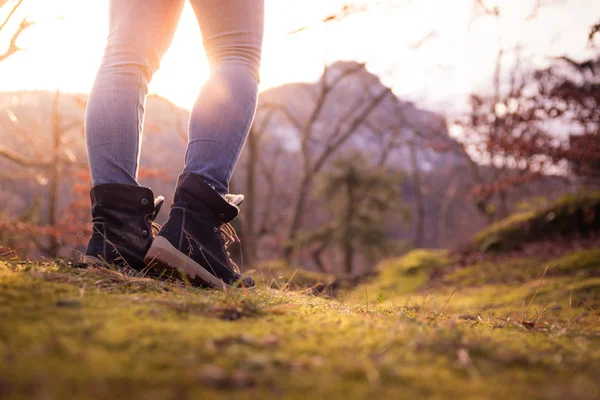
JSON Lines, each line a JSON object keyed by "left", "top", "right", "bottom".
{"left": 83, "top": 0, "right": 183, "bottom": 269}
{"left": 85, "top": 0, "right": 185, "bottom": 186}
{"left": 184, "top": 0, "right": 264, "bottom": 194}
{"left": 146, "top": 0, "right": 264, "bottom": 287}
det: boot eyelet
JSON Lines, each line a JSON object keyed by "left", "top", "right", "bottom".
{"left": 141, "top": 198, "right": 149, "bottom": 206}
{"left": 219, "top": 213, "right": 226, "bottom": 219}
{"left": 142, "top": 229, "right": 149, "bottom": 237}
{"left": 213, "top": 227, "right": 219, "bottom": 233}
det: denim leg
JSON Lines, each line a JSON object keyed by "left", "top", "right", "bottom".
{"left": 185, "top": 0, "right": 264, "bottom": 194}
{"left": 86, "top": 0, "right": 185, "bottom": 186}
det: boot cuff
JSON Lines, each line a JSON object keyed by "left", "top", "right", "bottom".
{"left": 90, "top": 184, "right": 155, "bottom": 213}
{"left": 176, "top": 173, "right": 239, "bottom": 222}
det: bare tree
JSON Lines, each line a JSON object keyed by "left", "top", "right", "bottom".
{"left": 0, "top": 0, "right": 35, "bottom": 63}
{"left": 0, "top": 91, "right": 84, "bottom": 256}
{"left": 240, "top": 109, "right": 275, "bottom": 266}
{"left": 407, "top": 139, "right": 425, "bottom": 247}
{"left": 263, "top": 63, "right": 392, "bottom": 262}
{"left": 437, "top": 173, "right": 460, "bottom": 248}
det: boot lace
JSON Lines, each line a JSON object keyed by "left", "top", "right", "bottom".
{"left": 151, "top": 221, "right": 162, "bottom": 237}
{"left": 219, "top": 222, "right": 242, "bottom": 274}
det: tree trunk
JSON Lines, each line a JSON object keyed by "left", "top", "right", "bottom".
{"left": 342, "top": 169, "right": 356, "bottom": 275}
{"left": 242, "top": 127, "right": 258, "bottom": 266}
{"left": 312, "top": 244, "right": 328, "bottom": 273}
{"left": 409, "top": 141, "right": 424, "bottom": 248}
{"left": 437, "top": 176, "right": 459, "bottom": 248}
{"left": 284, "top": 174, "right": 312, "bottom": 262}
{"left": 497, "top": 190, "right": 509, "bottom": 220}
{"left": 47, "top": 90, "right": 62, "bottom": 256}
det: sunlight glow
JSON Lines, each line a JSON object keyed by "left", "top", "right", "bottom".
{"left": 0, "top": 0, "right": 599, "bottom": 113}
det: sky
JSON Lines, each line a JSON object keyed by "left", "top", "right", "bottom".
{"left": 0, "top": 0, "right": 598, "bottom": 115}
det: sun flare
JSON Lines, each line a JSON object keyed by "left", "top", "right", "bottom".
{"left": 0, "top": 0, "right": 599, "bottom": 113}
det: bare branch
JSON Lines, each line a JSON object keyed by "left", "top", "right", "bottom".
{"left": 288, "top": 1, "right": 405, "bottom": 34}
{"left": 468, "top": 0, "right": 500, "bottom": 30}
{"left": 408, "top": 30, "right": 437, "bottom": 49}
{"left": 326, "top": 95, "right": 368, "bottom": 146}
{"left": 525, "top": 0, "right": 543, "bottom": 20}
{"left": 257, "top": 145, "right": 284, "bottom": 235}
{"left": 374, "top": 124, "right": 405, "bottom": 166}
{"left": 313, "top": 87, "right": 391, "bottom": 172}
{"left": 4, "top": 109, "right": 43, "bottom": 156}
{"left": 474, "top": 0, "right": 500, "bottom": 16}
{"left": 0, "top": 0, "right": 23, "bottom": 32}
{"left": 0, "top": 16, "right": 35, "bottom": 63}
{"left": 590, "top": 21, "right": 600, "bottom": 43}
{"left": 0, "top": 146, "right": 49, "bottom": 167}
{"left": 326, "top": 62, "right": 366, "bottom": 90}
{"left": 260, "top": 102, "right": 304, "bottom": 132}
{"left": 298, "top": 62, "right": 368, "bottom": 167}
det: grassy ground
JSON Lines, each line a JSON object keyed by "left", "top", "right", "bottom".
{"left": 2, "top": 192, "right": 599, "bottom": 399}
{"left": 1, "top": 249, "right": 599, "bottom": 399}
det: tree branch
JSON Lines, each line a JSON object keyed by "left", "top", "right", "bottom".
{"left": 0, "top": 146, "right": 49, "bottom": 167}
{"left": 589, "top": 21, "right": 600, "bottom": 43}
{"left": 288, "top": 1, "right": 404, "bottom": 34}
{"left": 260, "top": 102, "right": 304, "bottom": 132}
{"left": 313, "top": 87, "right": 391, "bottom": 172}
{"left": 0, "top": 0, "right": 24, "bottom": 32}
{"left": 0, "top": 16, "right": 35, "bottom": 63}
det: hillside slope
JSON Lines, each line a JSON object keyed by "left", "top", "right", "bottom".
{"left": 350, "top": 193, "right": 600, "bottom": 319}
{"left": 1, "top": 249, "right": 599, "bottom": 399}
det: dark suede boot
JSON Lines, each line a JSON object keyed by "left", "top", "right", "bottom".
{"left": 83, "top": 184, "right": 164, "bottom": 270}
{"left": 144, "top": 172, "right": 254, "bottom": 289}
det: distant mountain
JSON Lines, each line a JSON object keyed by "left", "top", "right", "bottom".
{"left": 252, "top": 61, "right": 471, "bottom": 181}
{"left": 261, "top": 61, "right": 446, "bottom": 133}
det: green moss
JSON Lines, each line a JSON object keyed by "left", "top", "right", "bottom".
{"left": 547, "top": 249, "right": 600, "bottom": 276}
{"left": 2, "top": 259, "right": 599, "bottom": 399}
{"left": 348, "top": 248, "right": 600, "bottom": 330}
{"left": 445, "top": 249, "right": 600, "bottom": 288}
{"left": 354, "top": 249, "right": 452, "bottom": 299}
{"left": 475, "top": 212, "right": 534, "bottom": 252}
{"left": 474, "top": 191, "right": 600, "bottom": 252}
{"left": 378, "top": 249, "right": 451, "bottom": 273}
{"left": 448, "top": 257, "right": 545, "bottom": 286}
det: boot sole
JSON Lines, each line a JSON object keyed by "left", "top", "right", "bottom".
{"left": 144, "top": 236, "right": 232, "bottom": 290}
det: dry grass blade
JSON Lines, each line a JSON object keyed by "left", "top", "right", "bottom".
{"left": 89, "top": 266, "right": 172, "bottom": 293}
{"left": 442, "top": 287, "right": 459, "bottom": 314}
{"left": 523, "top": 265, "right": 549, "bottom": 319}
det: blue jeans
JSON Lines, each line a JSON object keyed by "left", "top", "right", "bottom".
{"left": 85, "top": 0, "right": 264, "bottom": 194}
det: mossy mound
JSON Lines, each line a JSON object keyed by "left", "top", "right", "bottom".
{"left": 350, "top": 248, "right": 599, "bottom": 324}
{"left": 474, "top": 191, "right": 600, "bottom": 253}
{"left": 447, "top": 249, "right": 600, "bottom": 287}
{"left": 356, "top": 249, "right": 453, "bottom": 298}
{"left": 2, "top": 260, "right": 599, "bottom": 399}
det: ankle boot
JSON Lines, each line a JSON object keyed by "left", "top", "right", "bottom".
{"left": 145, "top": 172, "right": 254, "bottom": 288}
{"left": 83, "top": 184, "right": 164, "bottom": 270}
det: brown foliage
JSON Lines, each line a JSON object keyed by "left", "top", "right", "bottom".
{"left": 460, "top": 38, "right": 600, "bottom": 218}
